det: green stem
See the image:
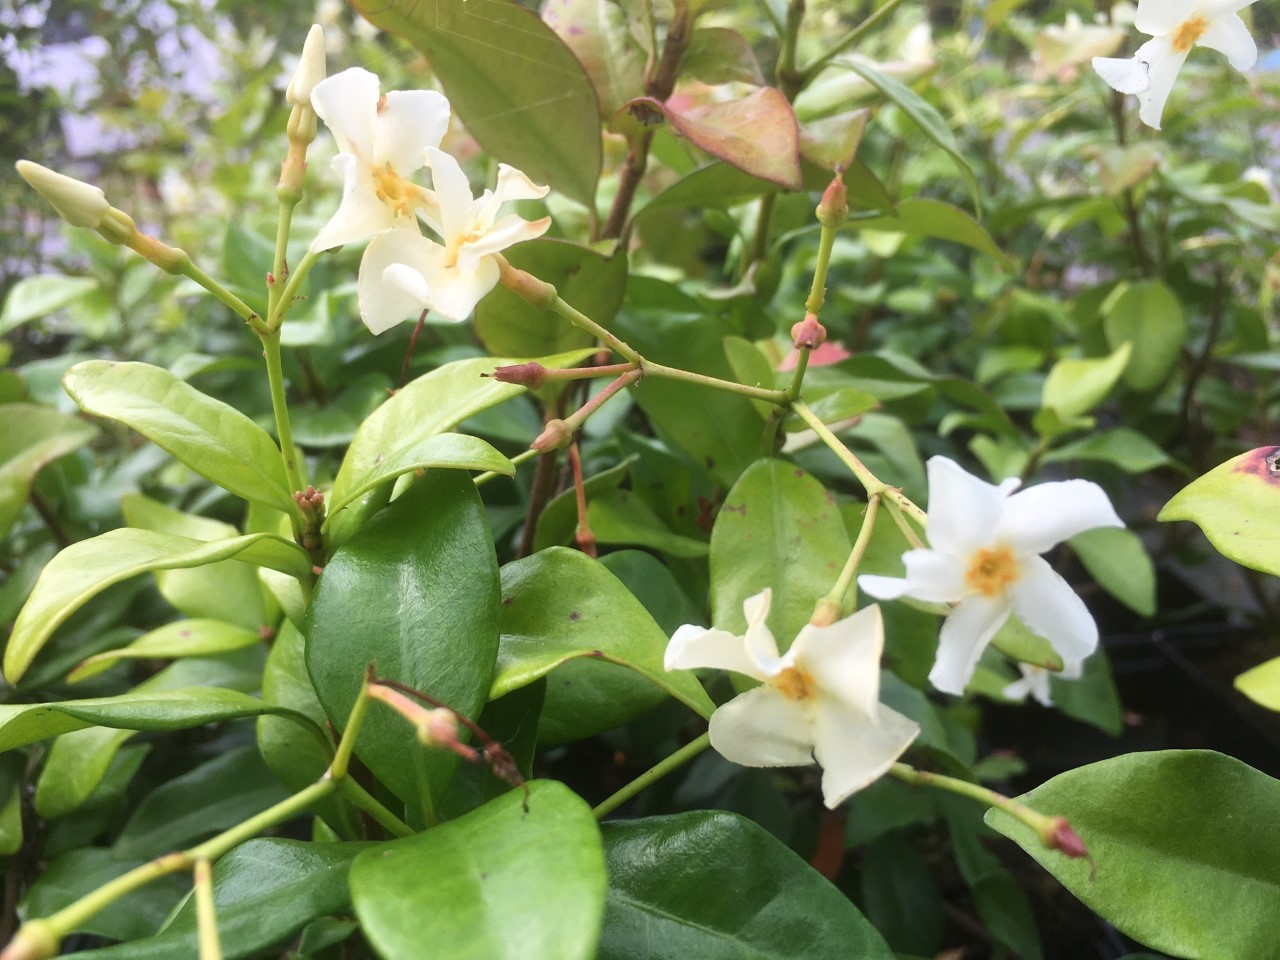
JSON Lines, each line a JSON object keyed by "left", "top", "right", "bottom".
{"left": 645, "top": 360, "right": 788, "bottom": 404}
{"left": 476, "top": 448, "right": 539, "bottom": 487}
{"left": 562, "top": 368, "right": 643, "bottom": 435}
{"left": 791, "top": 400, "right": 884, "bottom": 494}
{"left": 260, "top": 331, "right": 306, "bottom": 536}
{"left": 805, "top": 219, "right": 839, "bottom": 317}
{"left": 193, "top": 860, "right": 223, "bottom": 960}
{"left": 331, "top": 682, "right": 371, "bottom": 781}
{"left": 593, "top": 733, "right": 711, "bottom": 819}
{"left": 267, "top": 200, "right": 296, "bottom": 322}
{"left": 180, "top": 260, "right": 261, "bottom": 330}
{"left": 550, "top": 296, "right": 643, "bottom": 364}
{"left": 884, "top": 497, "right": 925, "bottom": 548}
{"left": 801, "top": 0, "right": 908, "bottom": 87}
{"left": 267, "top": 250, "right": 322, "bottom": 330}
{"left": 888, "top": 763, "right": 1061, "bottom": 846}
{"left": 337, "top": 778, "right": 414, "bottom": 839}
{"left": 824, "top": 494, "right": 879, "bottom": 613}
{"left": 776, "top": 0, "right": 806, "bottom": 98}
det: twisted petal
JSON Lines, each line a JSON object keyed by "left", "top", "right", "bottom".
{"left": 811, "top": 701, "right": 919, "bottom": 808}
{"left": 416, "top": 244, "right": 500, "bottom": 322}
{"left": 1134, "top": 35, "right": 1189, "bottom": 130}
{"left": 1003, "top": 665, "right": 1055, "bottom": 707}
{"left": 373, "top": 90, "right": 451, "bottom": 173}
{"left": 996, "top": 479, "right": 1123, "bottom": 555}
{"left": 1009, "top": 555, "right": 1100, "bottom": 665}
{"left": 357, "top": 227, "right": 435, "bottom": 334}
{"left": 1135, "top": 0, "right": 1200, "bottom": 35}
{"left": 459, "top": 213, "right": 551, "bottom": 265}
{"left": 665, "top": 624, "right": 766, "bottom": 682}
{"left": 929, "top": 595, "right": 1011, "bottom": 695}
{"left": 1093, "top": 56, "right": 1152, "bottom": 94}
{"left": 923, "top": 456, "right": 1017, "bottom": 555}
{"left": 740, "top": 588, "right": 785, "bottom": 673}
{"left": 708, "top": 686, "right": 814, "bottom": 767}
{"left": 311, "top": 155, "right": 397, "bottom": 252}
{"left": 424, "top": 146, "right": 475, "bottom": 243}
{"left": 1197, "top": 13, "right": 1257, "bottom": 70}
{"left": 311, "top": 66, "right": 379, "bottom": 158}
{"left": 791, "top": 604, "right": 884, "bottom": 717}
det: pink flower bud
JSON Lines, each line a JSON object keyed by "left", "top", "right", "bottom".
{"left": 791, "top": 315, "right": 828, "bottom": 350}
{"left": 489, "top": 362, "right": 547, "bottom": 390}
{"left": 532, "top": 418, "right": 573, "bottom": 453}
{"left": 1049, "top": 817, "right": 1088, "bottom": 859}
{"left": 816, "top": 173, "right": 849, "bottom": 227}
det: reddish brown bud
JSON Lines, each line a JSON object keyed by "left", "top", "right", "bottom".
{"left": 1049, "top": 817, "right": 1088, "bottom": 859}
{"left": 293, "top": 486, "right": 325, "bottom": 511}
{"left": 531, "top": 418, "right": 573, "bottom": 453}
{"left": 816, "top": 173, "right": 849, "bottom": 227}
{"left": 489, "top": 362, "right": 547, "bottom": 390}
{"left": 791, "top": 315, "right": 828, "bottom": 350}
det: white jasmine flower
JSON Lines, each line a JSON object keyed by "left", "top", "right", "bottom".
{"left": 1092, "top": 0, "right": 1258, "bottom": 129}
{"left": 357, "top": 147, "right": 550, "bottom": 330}
{"left": 1002, "top": 660, "right": 1083, "bottom": 707}
{"left": 309, "top": 67, "right": 450, "bottom": 252}
{"left": 285, "top": 25, "right": 326, "bottom": 108}
{"left": 859, "top": 457, "right": 1123, "bottom": 697}
{"left": 664, "top": 590, "right": 919, "bottom": 808}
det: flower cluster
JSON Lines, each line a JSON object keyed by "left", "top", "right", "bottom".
{"left": 308, "top": 67, "right": 551, "bottom": 332}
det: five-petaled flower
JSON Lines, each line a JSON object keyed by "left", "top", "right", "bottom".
{"left": 859, "top": 456, "right": 1123, "bottom": 697}
{"left": 358, "top": 147, "right": 551, "bottom": 330}
{"left": 664, "top": 590, "right": 919, "bottom": 808}
{"left": 1092, "top": 0, "right": 1258, "bottom": 129}
{"left": 309, "top": 66, "right": 450, "bottom": 253}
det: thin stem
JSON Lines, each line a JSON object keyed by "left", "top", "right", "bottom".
{"left": 260, "top": 331, "right": 306, "bottom": 538}
{"left": 337, "top": 778, "right": 414, "bottom": 839}
{"left": 805, "top": 218, "right": 839, "bottom": 317}
{"left": 180, "top": 260, "right": 261, "bottom": 330}
{"left": 645, "top": 360, "right": 788, "bottom": 404}
{"left": 550, "top": 296, "right": 642, "bottom": 364}
{"left": 776, "top": 0, "right": 806, "bottom": 99}
{"left": 791, "top": 400, "right": 884, "bottom": 494}
{"left": 884, "top": 497, "right": 925, "bottom": 548}
{"left": 824, "top": 494, "right": 880, "bottom": 613}
{"left": 267, "top": 202, "right": 295, "bottom": 322}
{"left": 801, "top": 0, "right": 908, "bottom": 87}
{"left": 476, "top": 448, "right": 539, "bottom": 486}
{"left": 330, "top": 681, "right": 372, "bottom": 781}
{"left": 193, "top": 860, "right": 223, "bottom": 960}
{"left": 267, "top": 250, "right": 321, "bottom": 330}
{"left": 888, "top": 763, "right": 1064, "bottom": 848}
{"left": 568, "top": 442, "right": 597, "bottom": 557}
{"left": 593, "top": 733, "right": 711, "bottom": 819}
{"left": 562, "top": 368, "right": 642, "bottom": 435}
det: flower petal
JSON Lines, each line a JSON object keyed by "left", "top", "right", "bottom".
{"left": 923, "top": 456, "right": 1013, "bottom": 555}
{"left": 357, "top": 227, "right": 435, "bottom": 334}
{"left": 1196, "top": 13, "right": 1257, "bottom": 70}
{"left": 739, "top": 588, "right": 785, "bottom": 673}
{"left": 311, "top": 154, "right": 396, "bottom": 252}
{"left": 1135, "top": 0, "right": 1199, "bottom": 35}
{"left": 1134, "top": 35, "right": 1188, "bottom": 130}
{"left": 708, "top": 686, "right": 814, "bottom": 768}
{"left": 811, "top": 701, "right": 919, "bottom": 808}
{"left": 856, "top": 574, "right": 910, "bottom": 600}
{"left": 495, "top": 162, "right": 551, "bottom": 203}
{"left": 460, "top": 213, "right": 551, "bottom": 263}
{"left": 422, "top": 251, "right": 500, "bottom": 322}
{"left": 1093, "top": 56, "right": 1152, "bottom": 94}
{"left": 664, "top": 624, "right": 765, "bottom": 682}
{"left": 372, "top": 89, "right": 451, "bottom": 173}
{"left": 929, "top": 596, "right": 1011, "bottom": 695}
{"left": 995, "top": 478, "right": 1122, "bottom": 555}
{"left": 424, "top": 146, "right": 475, "bottom": 243}
{"left": 791, "top": 604, "right": 884, "bottom": 716}
{"left": 311, "top": 66, "right": 379, "bottom": 158}
{"left": 1003, "top": 665, "right": 1054, "bottom": 707}
{"left": 1010, "top": 555, "right": 1100, "bottom": 665}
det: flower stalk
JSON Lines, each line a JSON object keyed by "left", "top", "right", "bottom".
{"left": 593, "top": 733, "right": 711, "bottom": 819}
{"left": 194, "top": 859, "right": 223, "bottom": 960}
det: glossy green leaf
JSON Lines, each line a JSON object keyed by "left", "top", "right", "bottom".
{"left": 4, "top": 528, "right": 307, "bottom": 683}
{"left": 800, "top": 108, "right": 870, "bottom": 172}
{"left": 533, "top": 455, "right": 635, "bottom": 552}
{"left": 308, "top": 469, "right": 500, "bottom": 817}
{"left": 852, "top": 199, "right": 1008, "bottom": 268}
{"left": 63, "top": 360, "right": 294, "bottom": 511}
{"left": 1049, "top": 649, "right": 1123, "bottom": 736}
{"left": 840, "top": 59, "right": 981, "bottom": 215}
{"left": 599, "top": 811, "right": 895, "bottom": 959}
{"left": 1044, "top": 426, "right": 1173, "bottom": 473}
{"left": 1041, "top": 342, "right": 1132, "bottom": 422}
{"left": 587, "top": 490, "right": 710, "bottom": 558}
{"left": 67, "top": 619, "right": 262, "bottom": 684}
{"left": 1159, "top": 446, "right": 1280, "bottom": 577}
{"left": 986, "top": 750, "right": 1280, "bottom": 959}
{"left": 0, "top": 755, "right": 22, "bottom": 855}
{"left": 62, "top": 839, "right": 366, "bottom": 960}
{"left": 352, "top": 0, "right": 600, "bottom": 206}
{"left": 639, "top": 162, "right": 779, "bottom": 217}
{"left": 1234, "top": 656, "right": 1280, "bottom": 711}
{"left": 329, "top": 351, "right": 592, "bottom": 526}
{"left": 437, "top": 680, "right": 544, "bottom": 820}
{"left": 860, "top": 832, "right": 944, "bottom": 956}
{"left": 0, "top": 403, "right": 96, "bottom": 539}
{"left": 710, "top": 459, "right": 850, "bottom": 647}
{"left": 491, "top": 547, "right": 714, "bottom": 718}
{"left": 0, "top": 274, "right": 99, "bottom": 333}
{"left": 990, "top": 614, "right": 1064, "bottom": 673}
{"left": 1102, "top": 281, "right": 1186, "bottom": 391}
{"left": 1069, "top": 527, "right": 1156, "bottom": 617}
{"left": 351, "top": 781, "right": 605, "bottom": 960}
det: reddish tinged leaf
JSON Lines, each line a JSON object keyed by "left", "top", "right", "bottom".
{"left": 680, "top": 27, "right": 765, "bottom": 86}
{"left": 801, "top": 108, "right": 870, "bottom": 171}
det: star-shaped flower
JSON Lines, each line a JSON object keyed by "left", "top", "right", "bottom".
{"left": 1093, "top": 0, "right": 1258, "bottom": 129}
{"left": 357, "top": 147, "right": 550, "bottom": 330}
{"left": 859, "top": 456, "right": 1123, "bottom": 697}
{"left": 664, "top": 590, "right": 918, "bottom": 808}
{"left": 309, "top": 67, "right": 450, "bottom": 252}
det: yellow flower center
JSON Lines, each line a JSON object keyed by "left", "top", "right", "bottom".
{"left": 1171, "top": 14, "right": 1209, "bottom": 53}
{"left": 965, "top": 546, "right": 1021, "bottom": 598}
{"left": 773, "top": 666, "right": 816, "bottom": 701}
{"left": 372, "top": 164, "right": 424, "bottom": 219}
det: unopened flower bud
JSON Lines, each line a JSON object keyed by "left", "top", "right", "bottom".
{"left": 497, "top": 259, "right": 556, "bottom": 308}
{"left": 293, "top": 486, "right": 325, "bottom": 511}
{"left": 286, "top": 25, "right": 327, "bottom": 108}
{"left": 816, "top": 173, "right": 849, "bottom": 228}
{"left": 16, "top": 160, "right": 109, "bottom": 229}
{"left": 791, "top": 315, "right": 827, "bottom": 350}
{"left": 417, "top": 707, "right": 461, "bottom": 748}
{"left": 488, "top": 362, "right": 547, "bottom": 390}
{"left": 531, "top": 418, "right": 573, "bottom": 453}
{"left": 1048, "top": 816, "right": 1088, "bottom": 859}
{"left": 0, "top": 920, "right": 59, "bottom": 960}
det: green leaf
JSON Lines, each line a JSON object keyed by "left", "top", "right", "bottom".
{"left": 351, "top": 781, "right": 605, "bottom": 960}
{"left": 63, "top": 360, "right": 294, "bottom": 511}
{"left": 1234, "top": 656, "right": 1280, "bottom": 712}
{"left": 4, "top": 528, "right": 308, "bottom": 683}
{"left": 1041, "top": 342, "right": 1132, "bottom": 421}
{"left": 0, "top": 403, "right": 97, "bottom": 540}
{"left": 1069, "top": 527, "right": 1156, "bottom": 617}
{"left": 0, "top": 755, "right": 23, "bottom": 855}
{"left": 352, "top": 0, "right": 601, "bottom": 206}
{"left": 1159, "top": 446, "right": 1280, "bottom": 577}
{"left": 639, "top": 162, "right": 780, "bottom": 217}
{"left": 475, "top": 240, "right": 628, "bottom": 359}
{"left": 990, "top": 614, "right": 1064, "bottom": 673}
{"left": 1102, "top": 281, "right": 1187, "bottom": 392}
{"left": 1044, "top": 426, "right": 1173, "bottom": 474}
{"left": 587, "top": 490, "right": 710, "bottom": 558}
{"left": 840, "top": 59, "right": 982, "bottom": 216}
{"left": 860, "top": 832, "right": 944, "bottom": 956}
{"left": 710, "top": 459, "right": 851, "bottom": 647}
{"left": 67, "top": 619, "right": 262, "bottom": 684}
{"left": 62, "top": 839, "right": 367, "bottom": 960}
{"left": 986, "top": 750, "right": 1280, "bottom": 959}
{"left": 0, "top": 274, "right": 99, "bottom": 334}
{"left": 437, "top": 680, "right": 544, "bottom": 819}
{"left": 307, "top": 470, "right": 500, "bottom": 817}
{"left": 600, "top": 811, "right": 895, "bottom": 959}
{"left": 328, "top": 351, "right": 593, "bottom": 527}
{"left": 0, "top": 687, "right": 300, "bottom": 753}
{"left": 852, "top": 199, "right": 1008, "bottom": 268}
{"left": 543, "top": 0, "right": 645, "bottom": 117}
{"left": 491, "top": 547, "right": 714, "bottom": 718}
{"left": 1049, "top": 649, "right": 1123, "bottom": 736}
{"left": 533, "top": 456, "right": 635, "bottom": 552}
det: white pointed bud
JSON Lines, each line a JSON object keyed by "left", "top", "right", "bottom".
{"left": 15, "top": 160, "right": 109, "bottom": 229}
{"left": 286, "top": 25, "right": 327, "bottom": 107}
